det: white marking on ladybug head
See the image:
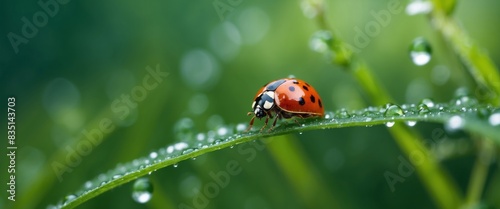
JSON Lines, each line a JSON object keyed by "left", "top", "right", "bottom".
{"left": 264, "top": 91, "right": 275, "bottom": 99}
{"left": 251, "top": 101, "right": 256, "bottom": 109}
{"left": 263, "top": 100, "right": 273, "bottom": 110}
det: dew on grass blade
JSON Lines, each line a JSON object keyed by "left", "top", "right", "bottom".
{"left": 309, "top": 30, "right": 333, "bottom": 53}
{"left": 406, "top": 0, "right": 433, "bottom": 15}
{"left": 409, "top": 37, "right": 432, "bottom": 66}
{"left": 384, "top": 104, "right": 404, "bottom": 117}
{"left": 132, "top": 178, "right": 153, "bottom": 204}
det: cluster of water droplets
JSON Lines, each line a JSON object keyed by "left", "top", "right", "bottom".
{"left": 49, "top": 95, "right": 499, "bottom": 208}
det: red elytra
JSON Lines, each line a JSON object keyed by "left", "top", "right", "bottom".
{"left": 246, "top": 78, "right": 324, "bottom": 132}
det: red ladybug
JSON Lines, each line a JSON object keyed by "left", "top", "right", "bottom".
{"left": 247, "top": 78, "right": 324, "bottom": 132}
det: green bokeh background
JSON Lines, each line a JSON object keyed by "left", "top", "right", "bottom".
{"left": 1, "top": 0, "right": 500, "bottom": 208}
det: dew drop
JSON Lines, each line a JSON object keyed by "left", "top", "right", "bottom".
{"left": 385, "top": 122, "right": 395, "bottom": 127}
{"left": 217, "top": 127, "right": 229, "bottom": 136}
{"left": 489, "top": 112, "right": 500, "bottom": 126}
{"left": 63, "top": 194, "right": 77, "bottom": 205}
{"left": 173, "top": 164, "right": 179, "bottom": 168}
{"left": 112, "top": 174, "right": 122, "bottom": 179}
{"left": 182, "top": 148, "right": 196, "bottom": 155}
{"left": 309, "top": 30, "right": 333, "bottom": 53}
{"left": 324, "top": 112, "right": 334, "bottom": 119}
{"left": 384, "top": 104, "right": 404, "bottom": 117}
{"left": 406, "top": 0, "right": 433, "bottom": 15}
{"left": 166, "top": 145, "right": 174, "bottom": 154}
{"left": 409, "top": 37, "right": 432, "bottom": 66}
{"left": 420, "top": 98, "right": 435, "bottom": 108}
{"left": 299, "top": 132, "right": 303, "bottom": 135}
{"left": 84, "top": 181, "right": 93, "bottom": 189}
{"left": 236, "top": 123, "right": 247, "bottom": 132}
{"left": 446, "top": 115, "right": 464, "bottom": 131}
{"left": 174, "top": 142, "right": 189, "bottom": 151}
{"left": 406, "top": 121, "right": 417, "bottom": 127}
{"left": 132, "top": 178, "right": 153, "bottom": 204}
{"left": 174, "top": 117, "right": 195, "bottom": 141}
{"left": 149, "top": 152, "right": 158, "bottom": 159}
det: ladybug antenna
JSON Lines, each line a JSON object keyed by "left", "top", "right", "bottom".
{"left": 247, "top": 112, "right": 252, "bottom": 116}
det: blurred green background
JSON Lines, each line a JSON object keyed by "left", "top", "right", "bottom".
{"left": 1, "top": 0, "right": 500, "bottom": 208}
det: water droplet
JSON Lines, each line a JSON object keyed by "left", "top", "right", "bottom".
{"left": 453, "top": 95, "right": 477, "bottom": 107}
{"left": 63, "top": 194, "right": 77, "bottom": 205}
{"left": 309, "top": 30, "right": 333, "bottom": 53}
{"left": 173, "top": 164, "right": 179, "bottom": 168}
{"left": 217, "top": 127, "right": 229, "bottom": 136}
{"left": 84, "top": 181, "right": 93, "bottom": 189}
{"left": 406, "top": 121, "right": 417, "bottom": 127}
{"left": 489, "top": 113, "right": 500, "bottom": 126}
{"left": 384, "top": 104, "right": 404, "bottom": 117}
{"left": 132, "top": 178, "right": 154, "bottom": 204}
{"left": 112, "top": 174, "right": 122, "bottom": 179}
{"left": 174, "top": 142, "right": 189, "bottom": 151}
{"left": 385, "top": 122, "right": 395, "bottom": 127}
{"left": 324, "top": 111, "right": 334, "bottom": 119}
{"left": 149, "top": 152, "right": 158, "bottom": 159}
{"left": 365, "top": 117, "right": 373, "bottom": 122}
{"left": 301, "top": 0, "right": 321, "bottom": 18}
{"left": 182, "top": 148, "right": 196, "bottom": 155}
{"left": 166, "top": 145, "right": 174, "bottom": 154}
{"left": 406, "top": 0, "right": 433, "bottom": 15}
{"left": 446, "top": 115, "right": 464, "bottom": 131}
{"left": 235, "top": 123, "right": 247, "bottom": 132}
{"left": 420, "top": 98, "right": 435, "bottom": 108}
{"left": 409, "top": 37, "right": 432, "bottom": 66}
{"left": 299, "top": 132, "right": 303, "bottom": 135}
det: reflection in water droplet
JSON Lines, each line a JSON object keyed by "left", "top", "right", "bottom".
{"left": 489, "top": 113, "right": 500, "bottom": 126}
{"left": 309, "top": 30, "right": 333, "bottom": 53}
{"left": 189, "top": 94, "right": 209, "bottom": 115}
{"left": 210, "top": 22, "right": 241, "bottom": 61}
{"left": 236, "top": 7, "right": 270, "bottom": 45}
{"left": 132, "top": 178, "right": 153, "bottom": 204}
{"left": 180, "top": 49, "right": 220, "bottom": 90}
{"left": 409, "top": 37, "right": 432, "bottom": 66}
{"left": 406, "top": 0, "right": 433, "bottom": 15}
{"left": 385, "top": 122, "right": 395, "bottom": 127}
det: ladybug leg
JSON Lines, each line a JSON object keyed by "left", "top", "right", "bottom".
{"left": 259, "top": 115, "right": 270, "bottom": 132}
{"left": 267, "top": 113, "right": 281, "bottom": 132}
{"left": 293, "top": 114, "right": 304, "bottom": 126}
{"left": 245, "top": 112, "right": 255, "bottom": 132}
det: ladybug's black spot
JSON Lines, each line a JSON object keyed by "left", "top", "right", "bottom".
{"left": 310, "top": 95, "right": 316, "bottom": 103}
{"left": 298, "top": 97, "right": 306, "bottom": 106}
{"left": 318, "top": 99, "right": 323, "bottom": 108}
{"left": 302, "top": 85, "right": 309, "bottom": 91}
{"left": 305, "top": 83, "right": 311, "bottom": 87}
{"left": 292, "top": 80, "right": 299, "bottom": 84}
{"left": 288, "top": 86, "right": 295, "bottom": 92}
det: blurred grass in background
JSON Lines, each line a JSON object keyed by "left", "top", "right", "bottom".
{"left": 1, "top": 0, "right": 500, "bottom": 208}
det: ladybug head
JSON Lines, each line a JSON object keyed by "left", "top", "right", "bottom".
{"left": 252, "top": 91, "right": 275, "bottom": 119}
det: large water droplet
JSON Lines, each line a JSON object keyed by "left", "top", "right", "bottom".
{"left": 132, "top": 178, "right": 153, "bottom": 204}
{"left": 489, "top": 112, "right": 500, "bottom": 126}
{"left": 384, "top": 104, "right": 404, "bottom": 117}
{"left": 406, "top": 121, "right": 417, "bottom": 127}
{"left": 63, "top": 194, "right": 77, "bottom": 205}
{"left": 385, "top": 122, "right": 395, "bottom": 127}
{"left": 406, "top": 0, "right": 433, "bottom": 15}
{"left": 409, "top": 37, "right": 432, "bottom": 66}
{"left": 309, "top": 30, "right": 333, "bottom": 53}
{"left": 446, "top": 115, "right": 464, "bottom": 131}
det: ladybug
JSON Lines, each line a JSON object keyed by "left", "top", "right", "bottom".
{"left": 247, "top": 78, "right": 324, "bottom": 132}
